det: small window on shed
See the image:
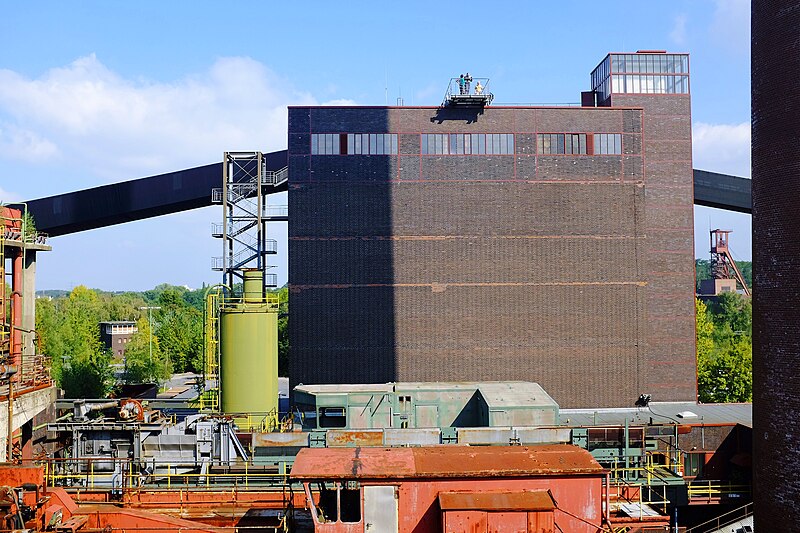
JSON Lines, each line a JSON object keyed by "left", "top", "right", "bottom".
{"left": 340, "top": 481, "right": 361, "bottom": 523}
{"left": 310, "top": 481, "right": 338, "bottom": 523}
{"left": 319, "top": 407, "right": 347, "bottom": 428}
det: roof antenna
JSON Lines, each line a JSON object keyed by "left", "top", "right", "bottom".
{"left": 385, "top": 69, "right": 388, "bottom": 106}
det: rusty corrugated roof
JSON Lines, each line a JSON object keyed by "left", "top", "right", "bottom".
{"left": 289, "top": 444, "right": 603, "bottom": 480}
{"left": 439, "top": 490, "right": 555, "bottom": 511}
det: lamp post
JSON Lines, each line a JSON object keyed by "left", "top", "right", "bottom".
{"left": 138, "top": 306, "right": 161, "bottom": 363}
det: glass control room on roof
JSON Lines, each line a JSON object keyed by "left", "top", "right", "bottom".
{"left": 591, "top": 52, "right": 690, "bottom": 104}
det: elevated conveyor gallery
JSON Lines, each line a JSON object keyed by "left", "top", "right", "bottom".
{"left": 20, "top": 156, "right": 748, "bottom": 236}
{"left": 21, "top": 151, "right": 288, "bottom": 236}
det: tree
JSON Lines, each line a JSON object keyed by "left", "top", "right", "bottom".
{"left": 123, "top": 316, "right": 171, "bottom": 384}
{"left": 698, "top": 336, "right": 752, "bottom": 403}
{"left": 696, "top": 296, "right": 753, "bottom": 403}
{"left": 695, "top": 258, "right": 752, "bottom": 292}
{"left": 155, "top": 290, "right": 203, "bottom": 373}
{"left": 695, "top": 298, "right": 715, "bottom": 361}
{"left": 275, "top": 287, "right": 289, "bottom": 377}
{"left": 710, "top": 291, "right": 751, "bottom": 338}
{"left": 37, "top": 286, "right": 114, "bottom": 398}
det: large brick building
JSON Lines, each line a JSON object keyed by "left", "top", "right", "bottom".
{"left": 288, "top": 51, "right": 695, "bottom": 408}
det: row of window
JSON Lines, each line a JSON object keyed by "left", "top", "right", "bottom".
{"left": 538, "top": 133, "right": 587, "bottom": 155}
{"left": 594, "top": 133, "right": 622, "bottom": 155}
{"left": 312, "top": 133, "right": 624, "bottom": 156}
{"left": 611, "top": 74, "right": 689, "bottom": 95}
{"left": 421, "top": 133, "right": 515, "bottom": 155}
{"left": 537, "top": 133, "right": 622, "bottom": 155}
{"left": 311, "top": 133, "right": 399, "bottom": 155}
{"left": 610, "top": 53, "right": 688, "bottom": 75}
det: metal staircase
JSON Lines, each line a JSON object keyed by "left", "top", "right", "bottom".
{"left": 211, "top": 152, "right": 287, "bottom": 290}
{"left": 685, "top": 502, "right": 753, "bottom": 533}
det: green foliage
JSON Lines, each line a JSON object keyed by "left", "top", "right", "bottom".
{"left": 708, "top": 292, "right": 751, "bottom": 337}
{"left": 695, "top": 259, "right": 752, "bottom": 292}
{"left": 695, "top": 299, "right": 714, "bottom": 361}
{"left": 36, "top": 281, "right": 288, "bottom": 393}
{"left": 123, "top": 316, "right": 172, "bottom": 384}
{"left": 36, "top": 286, "right": 114, "bottom": 398}
{"left": 695, "top": 259, "right": 711, "bottom": 284}
{"left": 154, "top": 288, "right": 203, "bottom": 373}
{"left": 696, "top": 294, "right": 752, "bottom": 404}
{"left": 274, "top": 287, "right": 289, "bottom": 377}
{"left": 22, "top": 210, "right": 37, "bottom": 240}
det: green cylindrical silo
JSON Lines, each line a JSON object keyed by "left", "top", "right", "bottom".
{"left": 242, "top": 269, "right": 263, "bottom": 303}
{"left": 220, "top": 271, "right": 278, "bottom": 429}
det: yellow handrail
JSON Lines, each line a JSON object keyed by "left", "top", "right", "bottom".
{"left": 687, "top": 481, "right": 751, "bottom": 498}
{"left": 42, "top": 458, "right": 292, "bottom": 490}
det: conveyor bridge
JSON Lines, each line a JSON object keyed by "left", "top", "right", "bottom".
{"left": 19, "top": 152, "right": 749, "bottom": 236}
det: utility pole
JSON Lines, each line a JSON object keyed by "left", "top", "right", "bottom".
{"left": 138, "top": 306, "right": 161, "bottom": 363}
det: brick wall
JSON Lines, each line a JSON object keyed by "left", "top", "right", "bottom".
{"left": 752, "top": 0, "right": 800, "bottom": 528}
{"left": 289, "top": 102, "right": 695, "bottom": 408}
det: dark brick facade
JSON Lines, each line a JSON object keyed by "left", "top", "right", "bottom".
{"left": 289, "top": 78, "right": 696, "bottom": 408}
{"left": 752, "top": 1, "right": 800, "bottom": 528}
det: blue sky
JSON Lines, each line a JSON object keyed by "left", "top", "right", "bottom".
{"left": 0, "top": 0, "right": 751, "bottom": 291}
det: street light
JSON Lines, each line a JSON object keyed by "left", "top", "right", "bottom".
{"left": 138, "top": 306, "right": 161, "bottom": 363}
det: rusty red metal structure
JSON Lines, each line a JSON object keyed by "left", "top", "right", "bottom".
{"left": 0, "top": 464, "right": 225, "bottom": 533}
{"left": 709, "top": 229, "right": 750, "bottom": 296}
{"left": 290, "top": 445, "right": 607, "bottom": 533}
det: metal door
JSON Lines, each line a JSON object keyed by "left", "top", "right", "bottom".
{"left": 414, "top": 404, "right": 439, "bottom": 427}
{"left": 364, "top": 485, "right": 398, "bottom": 532}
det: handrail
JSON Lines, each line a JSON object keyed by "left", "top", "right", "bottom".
{"left": 264, "top": 166, "right": 288, "bottom": 185}
{"left": 40, "top": 456, "right": 293, "bottom": 490}
{"left": 687, "top": 480, "right": 752, "bottom": 499}
{"left": 684, "top": 501, "right": 753, "bottom": 533}
{"left": 210, "top": 166, "right": 288, "bottom": 204}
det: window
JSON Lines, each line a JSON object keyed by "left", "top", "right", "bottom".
{"left": 309, "top": 481, "right": 361, "bottom": 524}
{"left": 312, "top": 133, "right": 396, "bottom": 155}
{"left": 538, "top": 133, "right": 586, "bottom": 155}
{"left": 310, "top": 482, "right": 338, "bottom": 522}
{"left": 423, "top": 133, "right": 514, "bottom": 155}
{"left": 340, "top": 482, "right": 361, "bottom": 523}
{"left": 319, "top": 407, "right": 347, "bottom": 428}
{"left": 607, "top": 54, "right": 690, "bottom": 95}
{"left": 593, "top": 133, "right": 622, "bottom": 155}
{"left": 566, "top": 134, "right": 587, "bottom": 155}
{"left": 346, "top": 133, "right": 396, "bottom": 155}
{"left": 311, "top": 133, "right": 340, "bottom": 155}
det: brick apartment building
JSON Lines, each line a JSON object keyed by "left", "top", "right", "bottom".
{"left": 288, "top": 51, "right": 695, "bottom": 408}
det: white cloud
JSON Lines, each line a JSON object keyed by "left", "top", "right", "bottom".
{"left": 0, "top": 186, "right": 22, "bottom": 203}
{"left": 321, "top": 98, "right": 358, "bottom": 106}
{"left": 692, "top": 121, "right": 751, "bottom": 177}
{"left": 0, "top": 55, "right": 328, "bottom": 185}
{"left": 670, "top": 14, "right": 688, "bottom": 46}
{"left": 710, "top": 0, "right": 749, "bottom": 55}
{"left": 0, "top": 123, "right": 60, "bottom": 162}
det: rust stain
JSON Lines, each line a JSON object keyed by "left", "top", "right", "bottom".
{"left": 290, "top": 444, "right": 603, "bottom": 480}
{"left": 325, "top": 430, "right": 383, "bottom": 448}
{"left": 439, "top": 490, "right": 555, "bottom": 512}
